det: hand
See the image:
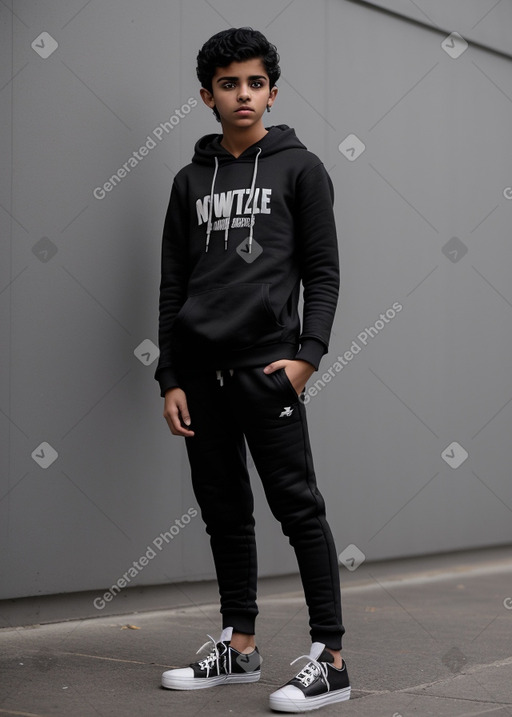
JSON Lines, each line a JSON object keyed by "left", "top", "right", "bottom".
{"left": 263, "top": 359, "right": 315, "bottom": 396}
{"left": 163, "top": 387, "right": 195, "bottom": 437}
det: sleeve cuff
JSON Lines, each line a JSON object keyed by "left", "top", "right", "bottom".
{"left": 295, "top": 338, "right": 327, "bottom": 370}
{"left": 155, "top": 367, "right": 180, "bottom": 397}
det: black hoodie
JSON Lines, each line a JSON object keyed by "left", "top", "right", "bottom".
{"left": 155, "top": 124, "right": 339, "bottom": 396}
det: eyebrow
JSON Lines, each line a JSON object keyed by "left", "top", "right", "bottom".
{"left": 215, "top": 75, "right": 267, "bottom": 83}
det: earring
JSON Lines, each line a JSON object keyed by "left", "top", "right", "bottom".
{"left": 266, "top": 105, "right": 271, "bottom": 113}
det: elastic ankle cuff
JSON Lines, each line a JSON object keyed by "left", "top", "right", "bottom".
{"left": 310, "top": 630, "right": 343, "bottom": 651}
{"left": 222, "top": 611, "right": 256, "bottom": 635}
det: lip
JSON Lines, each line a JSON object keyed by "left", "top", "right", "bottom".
{"left": 235, "top": 107, "right": 254, "bottom": 113}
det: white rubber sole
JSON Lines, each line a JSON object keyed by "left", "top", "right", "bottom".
{"left": 162, "top": 670, "right": 261, "bottom": 690}
{"left": 269, "top": 686, "right": 351, "bottom": 712}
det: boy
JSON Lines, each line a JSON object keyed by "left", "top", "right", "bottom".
{"left": 155, "top": 27, "right": 350, "bottom": 712}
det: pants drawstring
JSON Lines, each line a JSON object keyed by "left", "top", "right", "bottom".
{"left": 216, "top": 369, "right": 234, "bottom": 387}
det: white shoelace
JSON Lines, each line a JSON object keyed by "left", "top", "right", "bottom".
{"left": 290, "top": 655, "right": 330, "bottom": 691}
{"left": 196, "top": 634, "right": 223, "bottom": 677}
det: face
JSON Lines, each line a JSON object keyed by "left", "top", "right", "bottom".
{"left": 200, "top": 58, "right": 277, "bottom": 131}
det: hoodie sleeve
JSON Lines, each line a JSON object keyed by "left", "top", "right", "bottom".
{"left": 154, "top": 179, "right": 190, "bottom": 396}
{"left": 294, "top": 161, "right": 340, "bottom": 369}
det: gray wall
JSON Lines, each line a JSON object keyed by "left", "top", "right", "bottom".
{"left": 2, "top": 0, "right": 512, "bottom": 601}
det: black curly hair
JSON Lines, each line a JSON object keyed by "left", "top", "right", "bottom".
{"left": 197, "top": 27, "right": 280, "bottom": 120}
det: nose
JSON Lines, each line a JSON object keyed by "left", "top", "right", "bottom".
{"left": 237, "top": 83, "right": 250, "bottom": 102}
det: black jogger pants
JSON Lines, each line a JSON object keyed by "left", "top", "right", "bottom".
{"left": 179, "top": 365, "right": 345, "bottom": 650}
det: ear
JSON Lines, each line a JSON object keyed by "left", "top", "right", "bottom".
{"left": 267, "top": 85, "right": 278, "bottom": 109}
{"left": 200, "top": 87, "right": 215, "bottom": 109}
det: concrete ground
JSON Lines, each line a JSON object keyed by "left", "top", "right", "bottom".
{"left": 1, "top": 545, "right": 512, "bottom": 716}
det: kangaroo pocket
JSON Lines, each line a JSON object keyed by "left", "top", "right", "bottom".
{"left": 173, "top": 283, "right": 284, "bottom": 354}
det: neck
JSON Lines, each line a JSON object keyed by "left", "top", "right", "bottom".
{"left": 220, "top": 125, "right": 268, "bottom": 158}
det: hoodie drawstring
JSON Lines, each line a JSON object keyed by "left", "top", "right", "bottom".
{"left": 205, "top": 147, "right": 262, "bottom": 254}
{"left": 246, "top": 147, "right": 262, "bottom": 255}
{"left": 205, "top": 156, "right": 219, "bottom": 253}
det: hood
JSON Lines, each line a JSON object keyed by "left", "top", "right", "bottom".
{"left": 191, "top": 126, "right": 307, "bottom": 253}
{"left": 191, "top": 124, "right": 307, "bottom": 165}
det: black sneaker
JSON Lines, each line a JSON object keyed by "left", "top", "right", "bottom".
{"left": 269, "top": 642, "right": 350, "bottom": 712}
{"left": 161, "top": 627, "right": 261, "bottom": 690}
